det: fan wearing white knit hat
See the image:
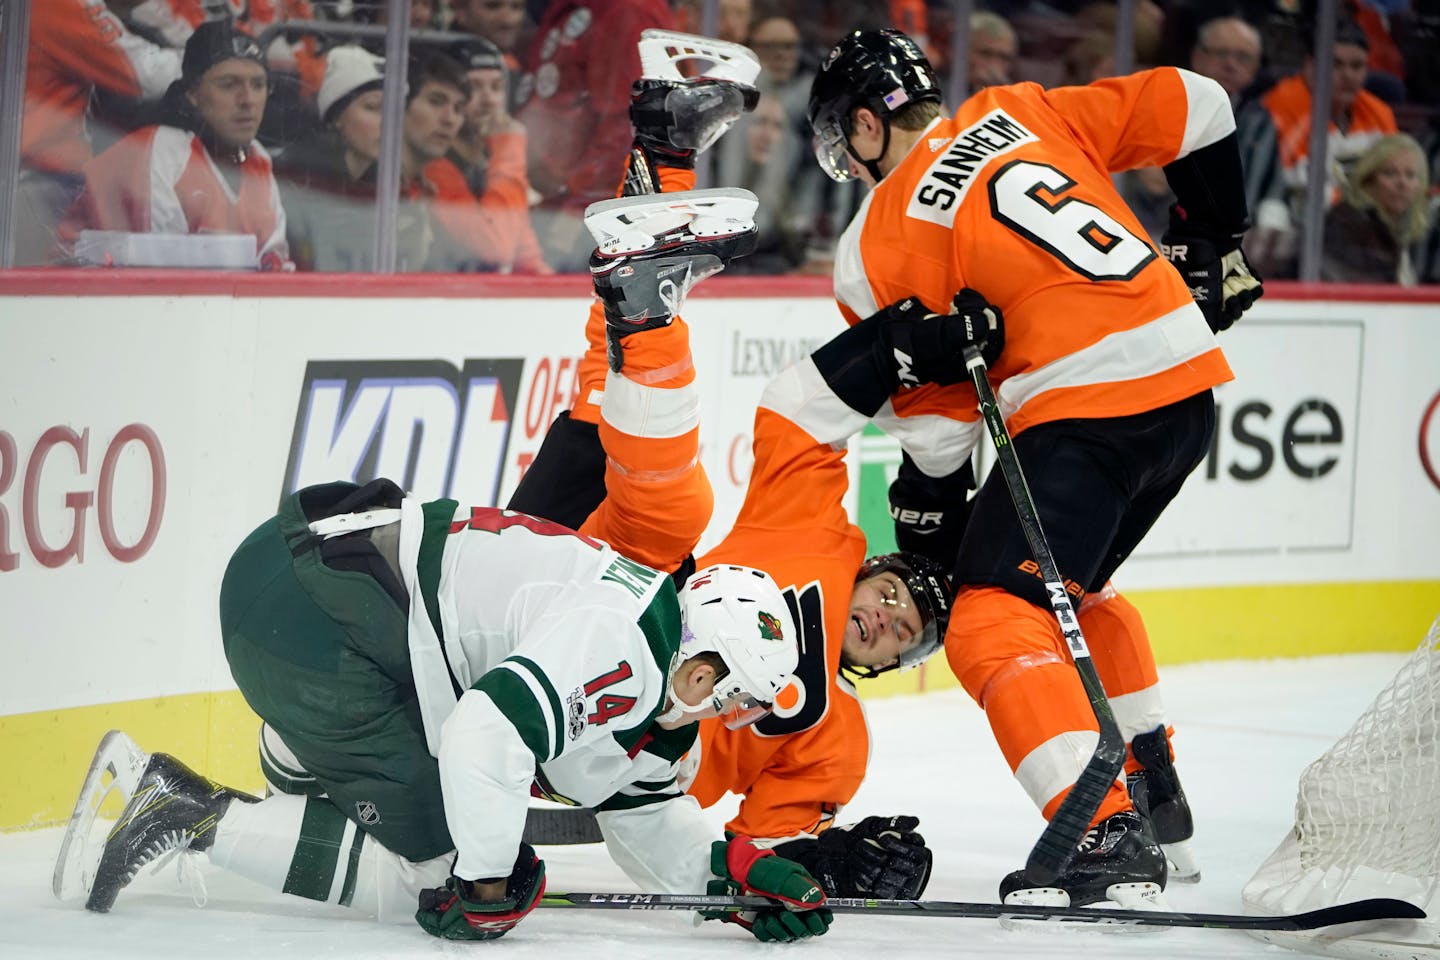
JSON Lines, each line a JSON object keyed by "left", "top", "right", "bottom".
{"left": 317, "top": 45, "right": 387, "bottom": 181}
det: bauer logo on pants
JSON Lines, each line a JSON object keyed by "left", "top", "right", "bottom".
{"left": 281, "top": 359, "right": 525, "bottom": 509}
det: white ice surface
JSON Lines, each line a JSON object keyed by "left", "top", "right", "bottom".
{"left": 0, "top": 653, "right": 1412, "bottom": 960}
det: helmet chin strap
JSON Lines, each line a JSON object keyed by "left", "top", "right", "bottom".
{"left": 846, "top": 117, "right": 892, "bottom": 183}
{"left": 654, "top": 690, "right": 709, "bottom": 726}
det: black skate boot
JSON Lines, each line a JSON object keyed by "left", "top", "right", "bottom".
{"left": 623, "top": 30, "right": 760, "bottom": 195}
{"left": 585, "top": 189, "right": 758, "bottom": 371}
{"left": 999, "top": 810, "right": 1168, "bottom": 909}
{"left": 1127, "top": 725, "right": 1200, "bottom": 882}
{"left": 86, "top": 753, "right": 256, "bottom": 913}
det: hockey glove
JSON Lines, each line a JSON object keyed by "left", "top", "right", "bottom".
{"left": 877, "top": 288, "right": 1005, "bottom": 388}
{"left": 414, "top": 844, "right": 546, "bottom": 941}
{"left": 888, "top": 452, "right": 974, "bottom": 568}
{"left": 773, "top": 815, "right": 934, "bottom": 900}
{"left": 702, "top": 837, "right": 832, "bottom": 942}
{"left": 1160, "top": 206, "right": 1263, "bottom": 333}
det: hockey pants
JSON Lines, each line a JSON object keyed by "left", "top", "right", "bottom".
{"left": 944, "top": 390, "right": 1215, "bottom": 823}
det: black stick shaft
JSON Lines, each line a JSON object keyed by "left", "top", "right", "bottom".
{"left": 538, "top": 891, "right": 1424, "bottom": 931}
{"left": 962, "top": 346, "right": 1128, "bottom": 884}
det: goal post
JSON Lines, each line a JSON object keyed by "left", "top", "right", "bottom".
{"left": 1242, "top": 614, "right": 1440, "bottom": 958}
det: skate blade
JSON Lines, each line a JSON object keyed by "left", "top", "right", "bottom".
{"left": 998, "top": 883, "right": 1170, "bottom": 934}
{"left": 638, "top": 30, "right": 760, "bottom": 86}
{"left": 585, "top": 188, "right": 758, "bottom": 252}
{"left": 53, "top": 731, "right": 149, "bottom": 901}
{"left": 1162, "top": 839, "right": 1201, "bottom": 883}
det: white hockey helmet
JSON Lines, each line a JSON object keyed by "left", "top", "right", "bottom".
{"left": 664, "top": 563, "right": 798, "bottom": 729}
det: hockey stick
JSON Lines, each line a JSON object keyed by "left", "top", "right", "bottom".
{"left": 962, "top": 345, "right": 1128, "bottom": 886}
{"left": 539, "top": 891, "right": 1424, "bottom": 931}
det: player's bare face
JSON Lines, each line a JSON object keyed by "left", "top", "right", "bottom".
{"left": 189, "top": 60, "right": 268, "bottom": 151}
{"left": 844, "top": 572, "right": 923, "bottom": 668}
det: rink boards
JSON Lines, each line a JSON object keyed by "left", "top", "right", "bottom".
{"left": 1, "top": 272, "right": 1437, "bottom": 831}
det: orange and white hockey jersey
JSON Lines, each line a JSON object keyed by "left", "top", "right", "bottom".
{"left": 832, "top": 67, "right": 1235, "bottom": 479}
{"left": 23, "top": 0, "right": 181, "bottom": 175}
{"left": 60, "top": 125, "right": 290, "bottom": 269}
{"left": 687, "top": 406, "right": 871, "bottom": 840}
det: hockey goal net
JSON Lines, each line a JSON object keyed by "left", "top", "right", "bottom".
{"left": 1243, "top": 614, "right": 1440, "bottom": 958}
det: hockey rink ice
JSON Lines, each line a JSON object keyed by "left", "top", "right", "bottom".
{"left": 0, "top": 651, "right": 1415, "bottom": 960}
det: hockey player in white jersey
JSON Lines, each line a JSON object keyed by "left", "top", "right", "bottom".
{"left": 60, "top": 479, "right": 829, "bottom": 942}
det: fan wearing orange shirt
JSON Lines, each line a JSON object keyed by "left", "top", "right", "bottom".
{"left": 799, "top": 29, "right": 1263, "bottom": 908}
{"left": 507, "top": 32, "right": 950, "bottom": 905}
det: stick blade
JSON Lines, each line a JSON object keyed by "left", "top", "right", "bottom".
{"left": 1285, "top": 898, "right": 1428, "bottom": 931}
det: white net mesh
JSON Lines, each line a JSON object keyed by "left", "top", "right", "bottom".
{"left": 1295, "top": 615, "right": 1440, "bottom": 878}
{"left": 1243, "top": 614, "right": 1440, "bottom": 958}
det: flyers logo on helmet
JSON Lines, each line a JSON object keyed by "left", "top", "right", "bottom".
{"left": 757, "top": 611, "right": 785, "bottom": 641}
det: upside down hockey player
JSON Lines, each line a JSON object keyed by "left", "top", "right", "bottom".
{"left": 506, "top": 32, "right": 950, "bottom": 906}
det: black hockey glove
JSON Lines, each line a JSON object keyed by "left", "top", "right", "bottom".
{"left": 889, "top": 452, "right": 974, "bottom": 568}
{"left": 772, "top": 815, "right": 934, "bottom": 900}
{"left": 814, "top": 815, "right": 933, "bottom": 900}
{"left": 877, "top": 288, "right": 1005, "bottom": 387}
{"left": 415, "top": 844, "right": 546, "bottom": 941}
{"left": 1160, "top": 206, "right": 1263, "bottom": 333}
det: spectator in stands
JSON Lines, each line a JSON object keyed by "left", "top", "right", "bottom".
{"left": 673, "top": 0, "right": 752, "bottom": 44}
{"left": 1060, "top": 31, "right": 1115, "bottom": 86}
{"left": 57, "top": 20, "right": 291, "bottom": 270}
{"left": 450, "top": 0, "right": 528, "bottom": 72}
{"left": 749, "top": 13, "right": 810, "bottom": 113}
{"left": 278, "top": 48, "right": 545, "bottom": 273}
{"left": 1263, "top": 17, "right": 1398, "bottom": 217}
{"left": 517, "top": 0, "right": 674, "bottom": 270}
{"left": 446, "top": 39, "right": 549, "bottom": 273}
{"left": 16, "top": 0, "right": 181, "bottom": 266}
{"left": 128, "top": 0, "right": 325, "bottom": 99}
{"left": 1322, "top": 133, "right": 1432, "bottom": 285}
{"left": 1189, "top": 15, "right": 1292, "bottom": 277}
{"left": 274, "top": 45, "right": 388, "bottom": 271}
{"left": 968, "top": 12, "right": 1018, "bottom": 90}
{"left": 727, "top": 94, "right": 805, "bottom": 274}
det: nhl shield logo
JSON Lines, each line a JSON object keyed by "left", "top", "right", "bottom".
{"left": 355, "top": 800, "right": 381, "bottom": 826}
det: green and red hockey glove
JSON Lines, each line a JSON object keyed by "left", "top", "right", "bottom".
{"left": 701, "top": 836, "right": 832, "bottom": 942}
{"left": 414, "top": 843, "right": 546, "bottom": 941}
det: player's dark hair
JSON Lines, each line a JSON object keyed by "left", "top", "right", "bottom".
{"left": 684, "top": 650, "right": 731, "bottom": 682}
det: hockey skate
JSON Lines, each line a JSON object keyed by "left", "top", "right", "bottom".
{"left": 999, "top": 810, "right": 1169, "bottom": 914}
{"left": 585, "top": 189, "right": 758, "bottom": 370}
{"left": 83, "top": 750, "right": 256, "bottom": 912}
{"left": 1127, "top": 725, "right": 1201, "bottom": 882}
{"left": 624, "top": 30, "right": 760, "bottom": 195}
{"left": 53, "top": 730, "right": 150, "bottom": 901}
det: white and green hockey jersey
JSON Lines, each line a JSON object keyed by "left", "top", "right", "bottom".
{"left": 395, "top": 496, "right": 719, "bottom": 894}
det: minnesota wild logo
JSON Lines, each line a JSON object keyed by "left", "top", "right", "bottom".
{"left": 757, "top": 611, "right": 784, "bottom": 641}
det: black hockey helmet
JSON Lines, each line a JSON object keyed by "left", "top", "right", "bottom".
{"left": 842, "top": 551, "right": 953, "bottom": 680}
{"left": 807, "top": 28, "right": 941, "bottom": 182}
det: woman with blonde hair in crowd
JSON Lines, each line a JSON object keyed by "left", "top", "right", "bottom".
{"left": 1322, "top": 133, "right": 1432, "bottom": 285}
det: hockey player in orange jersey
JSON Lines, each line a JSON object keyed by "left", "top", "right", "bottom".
{"left": 797, "top": 28, "right": 1264, "bottom": 908}
{"left": 507, "top": 31, "right": 950, "bottom": 905}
